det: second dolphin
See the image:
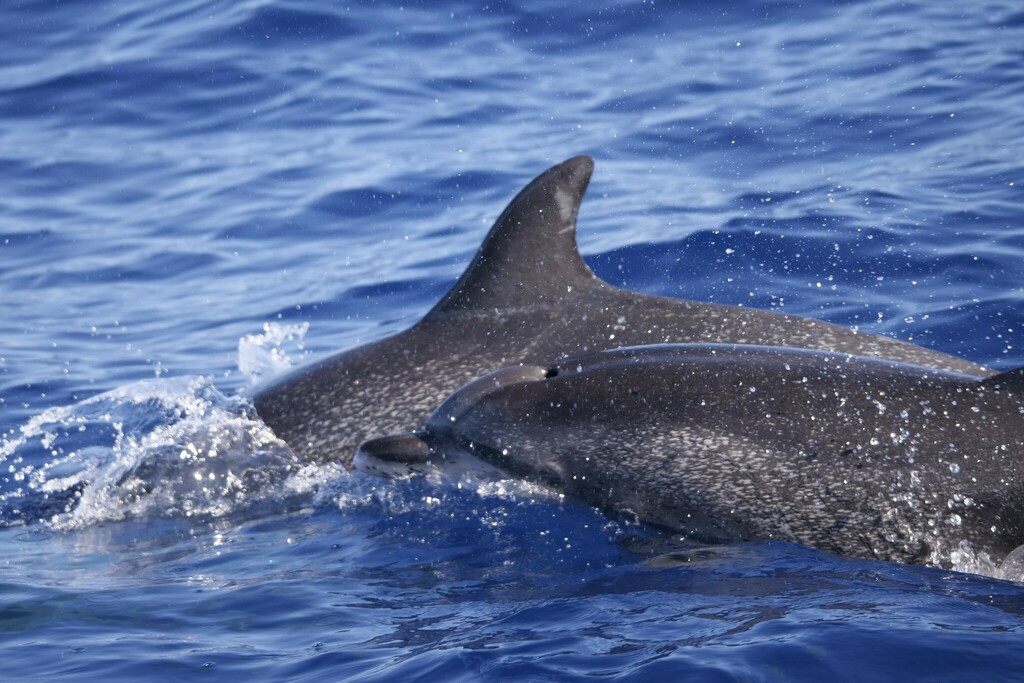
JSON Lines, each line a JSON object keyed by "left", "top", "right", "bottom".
{"left": 358, "top": 344, "right": 1024, "bottom": 566}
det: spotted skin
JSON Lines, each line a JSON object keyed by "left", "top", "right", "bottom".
{"left": 254, "top": 156, "right": 990, "bottom": 468}
{"left": 367, "top": 345, "right": 1024, "bottom": 566}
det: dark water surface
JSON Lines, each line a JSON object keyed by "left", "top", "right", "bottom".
{"left": 2, "top": 1, "right": 1024, "bottom": 680}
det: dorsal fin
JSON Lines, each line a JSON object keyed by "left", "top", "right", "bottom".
{"left": 981, "top": 366, "right": 1024, "bottom": 390}
{"left": 425, "top": 155, "right": 601, "bottom": 317}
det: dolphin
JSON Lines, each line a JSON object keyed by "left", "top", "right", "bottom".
{"left": 253, "top": 156, "right": 990, "bottom": 467}
{"left": 356, "top": 344, "right": 1024, "bottom": 566}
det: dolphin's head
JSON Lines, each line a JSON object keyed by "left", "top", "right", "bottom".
{"left": 428, "top": 364, "right": 551, "bottom": 430}
{"left": 354, "top": 364, "right": 551, "bottom": 478}
{"left": 425, "top": 363, "right": 579, "bottom": 488}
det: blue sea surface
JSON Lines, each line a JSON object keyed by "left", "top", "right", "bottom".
{"left": 2, "top": 0, "right": 1024, "bottom": 679}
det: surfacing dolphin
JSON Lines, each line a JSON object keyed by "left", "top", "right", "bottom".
{"left": 253, "top": 156, "right": 989, "bottom": 467}
{"left": 356, "top": 345, "right": 1024, "bottom": 566}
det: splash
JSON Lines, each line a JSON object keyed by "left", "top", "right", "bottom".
{"left": 237, "top": 322, "right": 310, "bottom": 385}
{"left": 0, "top": 376, "right": 335, "bottom": 530}
{"left": 946, "top": 539, "right": 1024, "bottom": 583}
{"left": 341, "top": 450, "right": 565, "bottom": 517}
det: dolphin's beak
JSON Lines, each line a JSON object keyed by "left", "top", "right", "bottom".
{"left": 357, "top": 431, "right": 432, "bottom": 463}
{"left": 354, "top": 431, "right": 434, "bottom": 478}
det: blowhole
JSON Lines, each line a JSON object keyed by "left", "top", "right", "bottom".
{"left": 544, "top": 367, "right": 560, "bottom": 379}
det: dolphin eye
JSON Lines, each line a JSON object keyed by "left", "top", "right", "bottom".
{"left": 544, "top": 367, "right": 560, "bottom": 379}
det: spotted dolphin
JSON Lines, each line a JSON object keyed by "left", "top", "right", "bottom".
{"left": 253, "top": 156, "right": 989, "bottom": 467}
{"left": 357, "top": 345, "right": 1024, "bottom": 566}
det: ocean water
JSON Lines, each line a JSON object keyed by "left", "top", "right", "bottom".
{"left": 2, "top": 0, "right": 1024, "bottom": 679}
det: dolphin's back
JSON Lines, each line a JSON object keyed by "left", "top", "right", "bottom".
{"left": 253, "top": 157, "right": 990, "bottom": 467}
{"left": 424, "top": 345, "right": 1024, "bottom": 564}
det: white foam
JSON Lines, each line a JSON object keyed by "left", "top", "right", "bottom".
{"left": 237, "top": 321, "right": 310, "bottom": 385}
{"left": 947, "top": 539, "right": 1024, "bottom": 583}
{"left": 0, "top": 376, "right": 334, "bottom": 530}
{"left": 342, "top": 448, "right": 564, "bottom": 519}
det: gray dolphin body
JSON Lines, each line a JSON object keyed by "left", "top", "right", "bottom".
{"left": 253, "top": 156, "right": 989, "bottom": 467}
{"left": 357, "top": 345, "right": 1024, "bottom": 566}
